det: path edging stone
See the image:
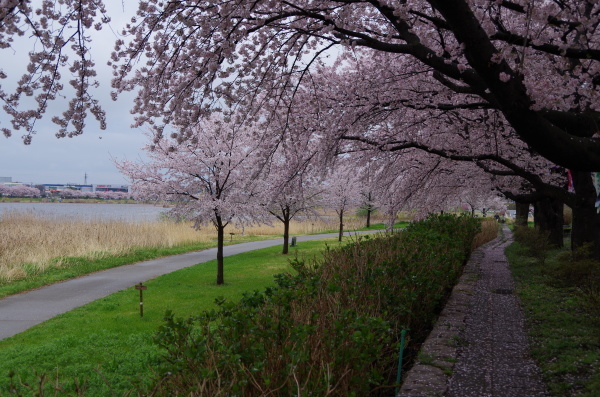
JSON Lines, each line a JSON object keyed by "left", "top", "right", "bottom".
{"left": 397, "top": 242, "right": 486, "bottom": 396}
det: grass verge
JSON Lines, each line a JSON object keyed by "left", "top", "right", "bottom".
{"left": 0, "top": 216, "right": 490, "bottom": 395}
{"left": 506, "top": 242, "right": 600, "bottom": 396}
{"left": 0, "top": 239, "right": 267, "bottom": 299}
{"left": 0, "top": 237, "right": 343, "bottom": 396}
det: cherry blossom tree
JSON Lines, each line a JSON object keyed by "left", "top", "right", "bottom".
{"left": 117, "top": 115, "right": 266, "bottom": 285}
{"left": 279, "top": 50, "right": 585, "bottom": 249}
{"left": 7, "top": 2, "right": 598, "bottom": 169}
{"left": 322, "top": 163, "right": 362, "bottom": 242}
{"left": 360, "top": 190, "right": 377, "bottom": 228}
{"left": 366, "top": 153, "right": 488, "bottom": 225}
{"left": 0, "top": 0, "right": 110, "bottom": 143}
{"left": 357, "top": 160, "right": 378, "bottom": 228}
{"left": 261, "top": 172, "right": 323, "bottom": 254}
{"left": 105, "top": 0, "right": 599, "bottom": 253}
{"left": 7, "top": 1, "right": 600, "bottom": 253}
{"left": 59, "top": 189, "right": 80, "bottom": 199}
{"left": 110, "top": 0, "right": 599, "bottom": 170}
{"left": 459, "top": 187, "right": 507, "bottom": 217}
{"left": 0, "top": 184, "right": 40, "bottom": 197}
{"left": 258, "top": 145, "right": 324, "bottom": 254}
{"left": 95, "top": 190, "right": 130, "bottom": 200}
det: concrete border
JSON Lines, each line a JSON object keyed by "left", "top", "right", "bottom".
{"left": 397, "top": 242, "right": 485, "bottom": 396}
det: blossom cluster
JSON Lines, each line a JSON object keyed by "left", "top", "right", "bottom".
{"left": 0, "top": 184, "right": 41, "bottom": 197}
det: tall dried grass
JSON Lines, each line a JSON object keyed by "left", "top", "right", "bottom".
{"left": 228, "top": 215, "right": 371, "bottom": 236}
{"left": 0, "top": 211, "right": 207, "bottom": 282}
{"left": 472, "top": 218, "right": 500, "bottom": 249}
{"left": 0, "top": 211, "right": 378, "bottom": 282}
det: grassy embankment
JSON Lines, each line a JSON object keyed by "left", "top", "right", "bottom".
{"left": 0, "top": 210, "right": 406, "bottom": 298}
{"left": 2, "top": 215, "right": 496, "bottom": 395}
{"left": 507, "top": 230, "right": 600, "bottom": 396}
{"left": 0, "top": 238, "right": 341, "bottom": 395}
{"left": 0, "top": 215, "right": 493, "bottom": 395}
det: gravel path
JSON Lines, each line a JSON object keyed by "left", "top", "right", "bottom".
{"left": 447, "top": 227, "right": 548, "bottom": 396}
{"left": 399, "top": 227, "right": 548, "bottom": 396}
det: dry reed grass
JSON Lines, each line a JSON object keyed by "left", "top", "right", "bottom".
{"left": 472, "top": 218, "right": 500, "bottom": 249}
{"left": 0, "top": 211, "right": 381, "bottom": 282}
{"left": 0, "top": 211, "right": 211, "bottom": 282}
{"left": 228, "top": 215, "right": 372, "bottom": 236}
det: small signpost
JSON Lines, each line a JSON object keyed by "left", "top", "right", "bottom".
{"left": 135, "top": 283, "right": 147, "bottom": 317}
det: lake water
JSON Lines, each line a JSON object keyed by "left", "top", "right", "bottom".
{"left": 0, "top": 202, "right": 169, "bottom": 222}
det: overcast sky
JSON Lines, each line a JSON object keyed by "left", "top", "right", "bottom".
{"left": 0, "top": 1, "right": 147, "bottom": 186}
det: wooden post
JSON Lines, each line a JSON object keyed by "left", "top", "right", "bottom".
{"left": 135, "top": 283, "right": 147, "bottom": 317}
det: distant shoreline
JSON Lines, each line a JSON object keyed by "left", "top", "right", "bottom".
{"left": 0, "top": 197, "right": 161, "bottom": 205}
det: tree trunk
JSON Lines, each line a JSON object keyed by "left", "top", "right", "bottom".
{"left": 533, "top": 197, "right": 564, "bottom": 248}
{"left": 338, "top": 209, "right": 344, "bottom": 242}
{"left": 365, "top": 192, "right": 373, "bottom": 228}
{"left": 282, "top": 216, "right": 290, "bottom": 255}
{"left": 570, "top": 171, "right": 600, "bottom": 259}
{"left": 515, "top": 202, "right": 529, "bottom": 227}
{"left": 216, "top": 217, "right": 225, "bottom": 285}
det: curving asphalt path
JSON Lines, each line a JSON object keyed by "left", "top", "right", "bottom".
{"left": 0, "top": 230, "right": 381, "bottom": 341}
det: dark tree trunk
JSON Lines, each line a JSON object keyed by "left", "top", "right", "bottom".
{"left": 533, "top": 197, "right": 564, "bottom": 247}
{"left": 570, "top": 171, "right": 600, "bottom": 259}
{"left": 282, "top": 216, "right": 290, "bottom": 255}
{"left": 515, "top": 202, "right": 529, "bottom": 227}
{"left": 338, "top": 209, "right": 344, "bottom": 242}
{"left": 365, "top": 192, "right": 373, "bottom": 228}
{"left": 216, "top": 216, "right": 225, "bottom": 285}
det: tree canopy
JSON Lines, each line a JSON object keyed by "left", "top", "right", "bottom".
{"left": 3, "top": 1, "right": 600, "bottom": 253}
{"left": 3, "top": 1, "right": 598, "bottom": 170}
{"left": 107, "top": 0, "right": 599, "bottom": 171}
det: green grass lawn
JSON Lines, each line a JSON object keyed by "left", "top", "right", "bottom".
{"left": 506, "top": 242, "right": 600, "bottom": 396}
{"left": 0, "top": 242, "right": 220, "bottom": 299}
{"left": 0, "top": 237, "right": 344, "bottom": 396}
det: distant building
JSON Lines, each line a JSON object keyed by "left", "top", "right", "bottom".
{"left": 45, "top": 184, "right": 124, "bottom": 193}
{"left": 94, "top": 184, "right": 129, "bottom": 193}
{"left": 43, "top": 184, "right": 66, "bottom": 195}
{"left": 68, "top": 184, "right": 94, "bottom": 192}
{"left": 4, "top": 180, "right": 128, "bottom": 194}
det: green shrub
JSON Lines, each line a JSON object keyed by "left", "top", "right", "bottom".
{"left": 550, "top": 244, "right": 600, "bottom": 314}
{"left": 146, "top": 214, "right": 481, "bottom": 396}
{"left": 513, "top": 226, "right": 550, "bottom": 265}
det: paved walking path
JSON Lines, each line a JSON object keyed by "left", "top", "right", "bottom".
{"left": 399, "top": 227, "right": 548, "bottom": 396}
{"left": 0, "top": 230, "right": 376, "bottom": 341}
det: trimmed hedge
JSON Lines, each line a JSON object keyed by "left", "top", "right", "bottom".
{"left": 147, "top": 214, "right": 481, "bottom": 396}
